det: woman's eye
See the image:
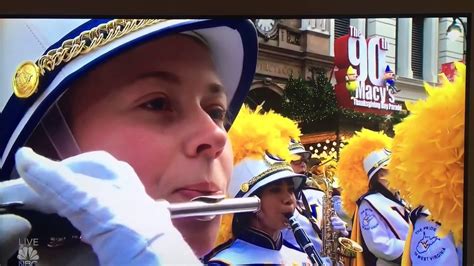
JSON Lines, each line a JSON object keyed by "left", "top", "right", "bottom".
{"left": 269, "top": 187, "right": 282, "bottom": 193}
{"left": 208, "top": 107, "right": 227, "bottom": 122}
{"left": 141, "top": 98, "right": 170, "bottom": 111}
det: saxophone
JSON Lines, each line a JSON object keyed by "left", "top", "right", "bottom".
{"left": 313, "top": 160, "right": 363, "bottom": 266}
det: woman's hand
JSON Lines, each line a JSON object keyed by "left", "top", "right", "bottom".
{"left": 330, "top": 216, "right": 349, "bottom": 237}
{"left": 14, "top": 147, "right": 201, "bottom": 265}
{"left": 0, "top": 177, "right": 56, "bottom": 214}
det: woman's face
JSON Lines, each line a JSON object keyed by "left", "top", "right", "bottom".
{"left": 63, "top": 35, "right": 233, "bottom": 256}
{"left": 251, "top": 179, "right": 297, "bottom": 235}
{"left": 290, "top": 155, "right": 308, "bottom": 174}
{"left": 376, "top": 168, "right": 390, "bottom": 189}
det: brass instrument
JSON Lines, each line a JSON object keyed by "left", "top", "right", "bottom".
{"left": 314, "top": 159, "right": 363, "bottom": 265}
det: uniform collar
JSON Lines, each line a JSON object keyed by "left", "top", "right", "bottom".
{"left": 238, "top": 227, "right": 283, "bottom": 250}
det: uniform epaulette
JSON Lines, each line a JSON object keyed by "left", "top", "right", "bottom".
{"left": 409, "top": 205, "right": 426, "bottom": 225}
{"left": 356, "top": 191, "right": 373, "bottom": 205}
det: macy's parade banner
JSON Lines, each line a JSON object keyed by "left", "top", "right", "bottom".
{"left": 334, "top": 26, "right": 402, "bottom": 115}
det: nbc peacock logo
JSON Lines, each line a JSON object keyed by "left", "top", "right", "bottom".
{"left": 17, "top": 246, "right": 39, "bottom": 266}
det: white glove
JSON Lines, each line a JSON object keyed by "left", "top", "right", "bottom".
{"left": 332, "top": 195, "right": 352, "bottom": 226}
{"left": 330, "top": 216, "right": 349, "bottom": 237}
{"left": 15, "top": 147, "right": 201, "bottom": 265}
{"left": 0, "top": 178, "right": 56, "bottom": 214}
{"left": 0, "top": 214, "right": 32, "bottom": 265}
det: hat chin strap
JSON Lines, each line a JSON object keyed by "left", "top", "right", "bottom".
{"left": 40, "top": 102, "right": 81, "bottom": 160}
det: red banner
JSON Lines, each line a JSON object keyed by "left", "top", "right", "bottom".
{"left": 440, "top": 61, "right": 461, "bottom": 82}
{"left": 333, "top": 26, "right": 401, "bottom": 115}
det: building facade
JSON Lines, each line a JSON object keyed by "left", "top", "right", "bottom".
{"left": 247, "top": 17, "right": 467, "bottom": 160}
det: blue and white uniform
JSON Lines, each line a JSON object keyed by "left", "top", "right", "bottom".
{"left": 209, "top": 227, "right": 310, "bottom": 265}
{"left": 0, "top": 18, "right": 259, "bottom": 266}
{"left": 282, "top": 187, "right": 324, "bottom": 252}
{"left": 357, "top": 192, "right": 410, "bottom": 266}
{"left": 405, "top": 206, "right": 462, "bottom": 266}
{"left": 206, "top": 150, "right": 310, "bottom": 265}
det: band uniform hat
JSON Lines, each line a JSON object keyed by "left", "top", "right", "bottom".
{"left": 288, "top": 138, "right": 311, "bottom": 161}
{"left": 228, "top": 152, "right": 307, "bottom": 199}
{"left": 0, "top": 19, "right": 258, "bottom": 179}
{"left": 363, "top": 148, "right": 391, "bottom": 180}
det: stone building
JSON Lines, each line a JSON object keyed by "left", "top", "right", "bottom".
{"left": 246, "top": 17, "right": 466, "bottom": 159}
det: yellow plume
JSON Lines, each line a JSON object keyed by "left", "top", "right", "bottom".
{"left": 228, "top": 104, "right": 302, "bottom": 164}
{"left": 387, "top": 62, "right": 465, "bottom": 245}
{"left": 214, "top": 213, "right": 234, "bottom": 247}
{"left": 215, "top": 104, "right": 302, "bottom": 247}
{"left": 336, "top": 128, "right": 392, "bottom": 217}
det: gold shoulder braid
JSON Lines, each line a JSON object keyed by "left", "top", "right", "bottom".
{"left": 13, "top": 19, "right": 167, "bottom": 98}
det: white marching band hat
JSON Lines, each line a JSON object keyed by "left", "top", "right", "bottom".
{"left": 228, "top": 152, "right": 307, "bottom": 199}
{"left": 363, "top": 148, "right": 391, "bottom": 180}
{"left": 288, "top": 138, "right": 311, "bottom": 160}
{"left": 0, "top": 19, "right": 258, "bottom": 179}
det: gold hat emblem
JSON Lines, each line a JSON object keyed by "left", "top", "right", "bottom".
{"left": 11, "top": 20, "right": 166, "bottom": 100}
{"left": 13, "top": 61, "right": 40, "bottom": 98}
{"left": 240, "top": 183, "right": 249, "bottom": 193}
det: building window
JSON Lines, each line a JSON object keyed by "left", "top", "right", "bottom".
{"left": 302, "top": 19, "right": 330, "bottom": 34}
{"left": 334, "top": 18, "right": 350, "bottom": 38}
{"left": 411, "top": 17, "right": 424, "bottom": 79}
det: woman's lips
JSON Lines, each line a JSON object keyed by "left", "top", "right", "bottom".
{"left": 172, "top": 182, "right": 224, "bottom": 222}
{"left": 175, "top": 189, "right": 221, "bottom": 200}
{"left": 173, "top": 182, "right": 223, "bottom": 201}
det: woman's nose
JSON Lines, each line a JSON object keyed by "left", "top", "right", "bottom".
{"left": 283, "top": 191, "right": 296, "bottom": 206}
{"left": 183, "top": 108, "right": 227, "bottom": 159}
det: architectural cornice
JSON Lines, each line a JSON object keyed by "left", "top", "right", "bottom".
{"left": 259, "top": 42, "right": 334, "bottom": 67}
{"left": 395, "top": 76, "right": 428, "bottom": 102}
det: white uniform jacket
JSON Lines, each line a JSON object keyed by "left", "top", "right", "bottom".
{"left": 358, "top": 192, "right": 410, "bottom": 266}
{"left": 407, "top": 206, "right": 462, "bottom": 265}
{"left": 208, "top": 227, "right": 310, "bottom": 265}
{"left": 282, "top": 188, "right": 325, "bottom": 252}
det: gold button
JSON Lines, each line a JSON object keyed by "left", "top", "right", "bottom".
{"left": 240, "top": 183, "right": 249, "bottom": 193}
{"left": 13, "top": 61, "right": 40, "bottom": 98}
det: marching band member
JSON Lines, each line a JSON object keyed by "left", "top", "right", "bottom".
{"left": 337, "top": 129, "right": 410, "bottom": 266}
{"left": 0, "top": 18, "right": 258, "bottom": 265}
{"left": 282, "top": 140, "right": 349, "bottom": 254}
{"left": 387, "top": 62, "right": 465, "bottom": 266}
{"left": 288, "top": 139, "right": 312, "bottom": 175}
{"left": 205, "top": 105, "right": 311, "bottom": 265}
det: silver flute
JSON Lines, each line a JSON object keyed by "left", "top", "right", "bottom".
{"left": 167, "top": 195, "right": 260, "bottom": 219}
{"left": 2, "top": 196, "right": 260, "bottom": 220}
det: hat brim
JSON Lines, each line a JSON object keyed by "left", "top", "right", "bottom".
{"left": 243, "top": 170, "right": 307, "bottom": 198}
{"left": 0, "top": 19, "right": 258, "bottom": 179}
{"left": 368, "top": 160, "right": 390, "bottom": 180}
{"left": 294, "top": 151, "right": 311, "bottom": 161}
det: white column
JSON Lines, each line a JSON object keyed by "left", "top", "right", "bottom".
{"left": 301, "top": 19, "right": 313, "bottom": 30}
{"left": 366, "top": 18, "right": 397, "bottom": 69}
{"left": 423, "top": 18, "right": 439, "bottom": 82}
{"left": 397, "top": 18, "right": 413, "bottom": 78}
{"left": 329, "top": 19, "right": 335, "bottom": 57}
{"left": 350, "top": 18, "right": 366, "bottom": 37}
{"left": 330, "top": 19, "right": 365, "bottom": 57}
